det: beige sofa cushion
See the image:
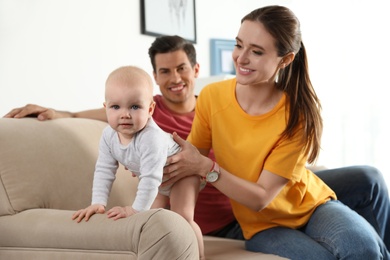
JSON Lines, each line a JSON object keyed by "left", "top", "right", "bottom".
{"left": 0, "top": 118, "right": 136, "bottom": 216}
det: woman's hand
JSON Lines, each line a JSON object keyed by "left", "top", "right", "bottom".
{"left": 162, "top": 132, "right": 212, "bottom": 187}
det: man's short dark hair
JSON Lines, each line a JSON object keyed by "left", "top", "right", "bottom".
{"left": 148, "top": 35, "right": 197, "bottom": 72}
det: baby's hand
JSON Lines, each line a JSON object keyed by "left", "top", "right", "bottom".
{"left": 107, "top": 206, "right": 138, "bottom": 220}
{"left": 72, "top": 204, "right": 105, "bottom": 223}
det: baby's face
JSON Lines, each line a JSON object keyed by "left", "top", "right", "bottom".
{"left": 104, "top": 78, "right": 154, "bottom": 143}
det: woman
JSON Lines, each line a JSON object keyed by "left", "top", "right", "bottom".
{"left": 164, "top": 5, "right": 389, "bottom": 259}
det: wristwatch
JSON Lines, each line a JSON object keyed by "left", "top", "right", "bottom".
{"left": 205, "top": 161, "right": 220, "bottom": 183}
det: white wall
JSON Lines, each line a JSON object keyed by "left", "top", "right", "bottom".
{"left": 1, "top": 0, "right": 389, "bottom": 181}
{"left": 0, "top": 0, "right": 278, "bottom": 114}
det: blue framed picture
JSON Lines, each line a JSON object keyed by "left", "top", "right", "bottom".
{"left": 210, "top": 39, "right": 236, "bottom": 75}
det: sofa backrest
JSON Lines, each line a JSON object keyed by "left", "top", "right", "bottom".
{"left": 0, "top": 118, "right": 138, "bottom": 216}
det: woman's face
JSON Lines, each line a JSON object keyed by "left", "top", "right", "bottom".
{"left": 232, "top": 20, "right": 283, "bottom": 86}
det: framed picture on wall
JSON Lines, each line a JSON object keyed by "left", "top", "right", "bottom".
{"left": 210, "top": 39, "right": 236, "bottom": 75}
{"left": 140, "top": 0, "right": 197, "bottom": 43}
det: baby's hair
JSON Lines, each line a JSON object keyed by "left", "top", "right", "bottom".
{"left": 105, "top": 66, "right": 154, "bottom": 98}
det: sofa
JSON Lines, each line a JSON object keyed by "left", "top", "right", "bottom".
{"left": 0, "top": 117, "right": 287, "bottom": 260}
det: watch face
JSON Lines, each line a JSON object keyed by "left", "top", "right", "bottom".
{"left": 207, "top": 171, "right": 219, "bottom": 183}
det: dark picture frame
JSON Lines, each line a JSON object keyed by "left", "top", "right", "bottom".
{"left": 140, "top": 0, "right": 197, "bottom": 43}
{"left": 210, "top": 39, "right": 236, "bottom": 75}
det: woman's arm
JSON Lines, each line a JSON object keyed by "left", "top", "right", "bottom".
{"left": 164, "top": 133, "right": 289, "bottom": 211}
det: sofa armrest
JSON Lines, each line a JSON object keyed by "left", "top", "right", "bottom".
{"left": 0, "top": 208, "right": 198, "bottom": 259}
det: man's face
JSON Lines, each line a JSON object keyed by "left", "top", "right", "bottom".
{"left": 153, "top": 50, "right": 199, "bottom": 105}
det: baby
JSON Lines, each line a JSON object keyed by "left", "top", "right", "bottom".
{"left": 72, "top": 66, "right": 205, "bottom": 259}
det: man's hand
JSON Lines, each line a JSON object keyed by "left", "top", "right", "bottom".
{"left": 72, "top": 204, "right": 106, "bottom": 223}
{"left": 162, "top": 132, "right": 211, "bottom": 186}
{"left": 107, "top": 206, "right": 138, "bottom": 220}
{"left": 3, "top": 104, "right": 56, "bottom": 121}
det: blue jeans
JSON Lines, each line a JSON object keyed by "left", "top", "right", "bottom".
{"left": 315, "top": 165, "right": 390, "bottom": 249}
{"left": 212, "top": 166, "right": 390, "bottom": 258}
{"left": 246, "top": 200, "right": 388, "bottom": 259}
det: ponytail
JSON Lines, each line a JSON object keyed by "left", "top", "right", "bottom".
{"left": 277, "top": 42, "right": 322, "bottom": 163}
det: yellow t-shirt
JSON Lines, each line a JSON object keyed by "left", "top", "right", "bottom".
{"left": 188, "top": 78, "right": 336, "bottom": 239}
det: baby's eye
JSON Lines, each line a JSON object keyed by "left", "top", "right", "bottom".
{"left": 111, "top": 105, "right": 120, "bottom": 110}
{"left": 131, "top": 105, "right": 140, "bottom": 110}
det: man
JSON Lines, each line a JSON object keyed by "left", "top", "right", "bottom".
{"left": 4, "top": 35, "right": 390, "bottom": 247}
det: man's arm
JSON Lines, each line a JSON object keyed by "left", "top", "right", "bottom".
{"left": 73, "top": 108, "right": 107, "bottom": 122}
{"left": 3, "top": 104, "right": 107, "bottom": 122}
